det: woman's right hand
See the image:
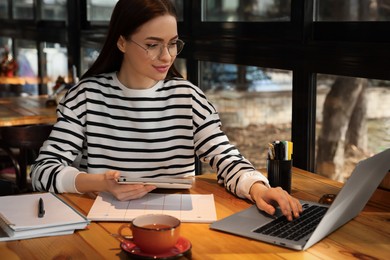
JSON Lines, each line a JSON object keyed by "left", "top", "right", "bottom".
{"left": 75, "top": 170, "right": 156, "bottom": 201}
{"left": 103, "top": 170, "right": 157, "bottom": 201}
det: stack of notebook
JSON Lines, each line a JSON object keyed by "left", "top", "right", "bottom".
{"left": 0, "top": 192, "right": 90, "bottom": 241}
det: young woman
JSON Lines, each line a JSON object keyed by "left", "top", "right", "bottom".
{"left": 31, "top": 0, "right": 301, "bottom": 221}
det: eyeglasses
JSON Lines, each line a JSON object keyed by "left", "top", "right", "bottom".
{"left": 129, "top": 38, "right": 185, "bottom": 60}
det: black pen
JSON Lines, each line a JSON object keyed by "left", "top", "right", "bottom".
{"left": 38, "top": 197, "right": 45, "bottom": 218}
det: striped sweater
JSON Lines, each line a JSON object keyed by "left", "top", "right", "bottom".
{"left": 31, "top": 72, "right": 268, "bottom": 199}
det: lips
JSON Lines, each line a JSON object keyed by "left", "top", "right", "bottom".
{"left": 153, "top": 65, "right": 170, "bottom": 73}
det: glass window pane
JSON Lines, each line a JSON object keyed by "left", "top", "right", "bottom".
{"left": 315, "top": 0, "right": 390, "bottom": 21}
{"left": 200, "top": 61, "right": 292, "bottom": 173}
{"left": 0, "top": 37, "right": 13, "bottom": 65}
{"left": 13, "top": 0, "right": 34, "bottom": 20}
{"left": 202, "top": 0, "right": 291, "bottom": 22}
{"left": 0, "top": 0, "right": 8, "bottom": 19}
{"left": 0, "top": 38, "right": 16, "bottom": 77}
{"left": 87, "top": 0, "right": 118, "bottom": 21}
{"left": 15, "top": 39, "right": 38, "bottom": 95}
{"left": 174, "top": 58, "right": 186, "bottom": 79}
{"left": 41, "top": 0, "right": 67, "bottom": 21}
{"left": 81, "top": 46, "right": 100, "bottom": 75}
{"left": 316, "top": 74, "right": 390, "bottom": 182}
{"left": 171, "top": 0, "right": 183, "bottom": 21}
{"left": 42, "top": 42, "right": 68, "bottom": 95}
{"left": 87, "top": 0, "right": 182, "bottom": 22}
{"left": 0, "top": 37, "right": 16, "bottom": 97}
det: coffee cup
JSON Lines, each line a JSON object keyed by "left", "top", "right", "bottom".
{"left": 118, "top": 214, "right": 181, "bottom": 254}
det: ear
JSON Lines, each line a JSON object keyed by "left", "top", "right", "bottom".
{"left": 117, "top": 36, "right": 126, "bottom": 53}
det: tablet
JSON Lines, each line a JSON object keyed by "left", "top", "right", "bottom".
{"left": 117, "top": 177, "right": 193, "bottom": 189}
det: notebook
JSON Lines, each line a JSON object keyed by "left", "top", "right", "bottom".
{"left": 0, "top": 192, "right": 90, "bottom": 241}
{"left": 210, "top": 148, "right": 390, "bottom": 250}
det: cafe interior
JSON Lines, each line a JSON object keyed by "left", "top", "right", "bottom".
{"left": 0, "top": 1, "right": 389, "bottom": 259}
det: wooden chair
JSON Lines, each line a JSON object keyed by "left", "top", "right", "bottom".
{"left": 0, "top": 124, "right": 53, "bottom": 192}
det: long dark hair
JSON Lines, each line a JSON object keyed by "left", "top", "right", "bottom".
{"left": 81, "top": 0, "right": 182, "bottom": 80}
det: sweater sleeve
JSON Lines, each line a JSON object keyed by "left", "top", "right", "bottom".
{"left": 193, "top": 106, "right": 269, "bottom": 199}
{"left": 31, "top": 92, "right": 86, "bottom": 193}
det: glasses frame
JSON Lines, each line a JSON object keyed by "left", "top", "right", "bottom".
{"left": 129, "top": 38, "right": 185, "bottom": 60}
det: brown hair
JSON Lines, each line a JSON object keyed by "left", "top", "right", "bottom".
{"left": 81, "top": 0, "right": 182, "bottom": 80}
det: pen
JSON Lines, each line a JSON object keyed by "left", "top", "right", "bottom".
{"left": 273, "top": 141, "right": 280, "bottom": 160}
{"left": 268, "top": 143, "right": 275, "bottom": 159}
{"left": 38, "top": 198, "right": 45, "bottom": 218}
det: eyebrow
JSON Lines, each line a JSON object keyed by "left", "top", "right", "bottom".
{"left": 144, "top": 35, "right": 179, "bottom": 42}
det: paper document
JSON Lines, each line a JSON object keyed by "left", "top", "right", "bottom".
{"left": 87, "top": 192, "right": 217, "bottom": 223}
{"left": 0, "top": 193, "right": 89, "bottom": 241}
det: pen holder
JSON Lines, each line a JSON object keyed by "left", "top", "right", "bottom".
{"left": 267, "top": 160, "right": 292, "bottom": 194}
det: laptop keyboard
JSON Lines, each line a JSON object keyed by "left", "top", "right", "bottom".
{"left": 253, "top": 204, "right": 328, "bottom": 241}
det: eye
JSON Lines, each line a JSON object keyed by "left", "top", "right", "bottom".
{"left": 145, "top": 43, "right": 160, "bottom": 49}
{"left": 168, "top": 42, "right": 178, "bottom": 48}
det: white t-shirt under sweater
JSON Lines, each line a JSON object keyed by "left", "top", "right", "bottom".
{"left": 31, "top": 72, "right": 269, "bottom": 200}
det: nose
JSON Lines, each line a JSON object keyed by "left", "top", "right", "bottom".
{"left": 157, "top": 45, "right": 172, "bottom": 60}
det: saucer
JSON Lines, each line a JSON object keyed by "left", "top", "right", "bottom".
{"left": 120, "top": 236, "right": 192, "bottom": 259}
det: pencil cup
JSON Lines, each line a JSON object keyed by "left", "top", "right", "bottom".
{"left": 267, "top": 160, "right": 292, "bottom": 193}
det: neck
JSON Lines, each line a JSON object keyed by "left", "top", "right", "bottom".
{"left": 116, "top": 71, "right": 157, "bottom": 90}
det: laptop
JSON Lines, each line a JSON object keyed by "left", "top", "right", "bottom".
{"left": 210, "top": 148, "right": 390, "bottom": 250}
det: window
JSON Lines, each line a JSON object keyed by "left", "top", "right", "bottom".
{"left": 200, "top": 61, "right": 292, "bottom": 172}
{"left": 315, "top": 0, "right": 390, "bottom": 21}
{"left": 13, "top": 0, "right": 34, "bottom": 20}
{"left": 0, "top": 37, "right": 12, "bottom": 59}
{"left": 174, "top": 58, "right": 187, "bottom": 79}
{"left": 316, "top": 74, "right": 390, "bottom": 182}
{"left": 15, "top": 39, "right": 38, "bottom": 95}
{"left": 40, "top": 0, "right": 67, "bottom": 21}
{"left": 86, "top": 0, "right": 183, "bottom": 22}
{"left": 80, "top": 46, "right": 100, "bottom": 76}
{"left": 0, "top": 0, "right": 8, "bottom": 19}
{"left": 202, "top": 0, "right": 291, "bottom": 22}
{"left": 42, "top": 42, "right": 68, "bottom": 94}
{"left": 87, "top": 0, "right": 118, "bottom": 22}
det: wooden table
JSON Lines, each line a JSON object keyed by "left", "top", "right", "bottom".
{"left": 0, "top": 76, "right": 49, "bottom": 85}
{"left": 0, "top": 168, "right": 389, "bottom": 259}
{"left": 0, "top": 95, "right": 57, "bottom": 127}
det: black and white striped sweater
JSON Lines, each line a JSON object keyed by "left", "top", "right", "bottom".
{"left": 31, "top": 72, "right": 268, "bottom": 199}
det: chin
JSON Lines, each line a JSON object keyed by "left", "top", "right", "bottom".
{"left": 154, "top": 74, "right": 168, "bottom": 81}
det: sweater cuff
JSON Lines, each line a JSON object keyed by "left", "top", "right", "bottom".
{"left": 236, "top": 171, "right": 270, "bottom": 201}
{"left": 57, "top": 166, "right": 84, "bottom": 194}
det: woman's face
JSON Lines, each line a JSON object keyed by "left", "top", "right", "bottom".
{"left": 117, "top": 14, "right": 178, "bottom": 89}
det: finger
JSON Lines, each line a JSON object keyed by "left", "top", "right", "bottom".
{"left": 119, "top": 189, "right": 151, "bottom": 201}
{"left": 112, "top": 171, "right": 121, "bottom": 180}
{"left": 293, "top": 198, "right": 303, "bottom": 217}
{"left": 278, "top": 192, "right": 303, "bottom": 220}
{"left": 106, "top": 170, "right": 120, "bottom": 180}
{"left": 255, "top": 198, "right": 276, "bottom": 216}
{"left": 274, "top": 190, "right": 294, "bottom": 221}
{"left": 286, "top": 195, "right": 301, "bottom": 218}
{"left": 117, "top": 185, "right": 156, "bottom": 201}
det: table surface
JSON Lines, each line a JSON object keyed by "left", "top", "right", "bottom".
{"left": 0, "top": 76, "right": 48, "bottom": 85}
{"left": 0, "top": 95, "right": 57, "bottom": 127}
{"left": 0, "top": 168, "right": 389, "bottom": 260}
